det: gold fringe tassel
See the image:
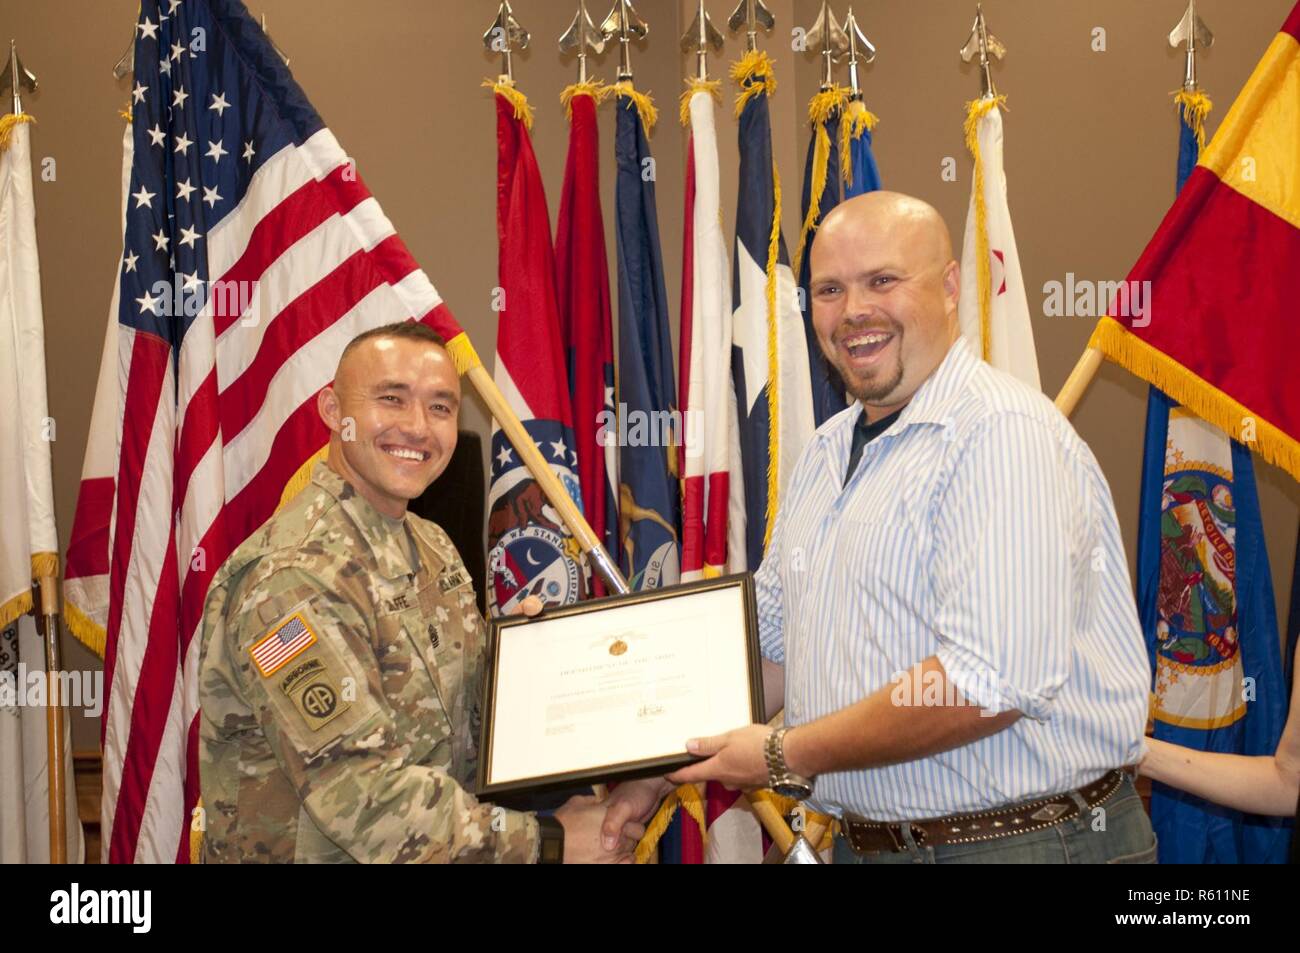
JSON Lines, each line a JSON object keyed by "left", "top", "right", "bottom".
{"left": 444, "top": 331, "right": 482, "bottom": 376}
{"left": 277, "top": 445, "right": 329, "bottom": 513}
{"left": 560, "top": 80, "right": 610, "bottom": 120}
{"left": 0, "top": 589, "right": 34, "bottom": 631}
{"left": 731, "top": 50, "right": 776, "bottom": 117}
{"left": 837, "top": 99, "right": 879, "bottom": 189}
{"left": 963, "top": 95, "right": 1006, "bottom": 363}
{"left": 762, "top": 158, "right": 784, "bottom": 552}
{"left": 791, "top": 87, "right": 848, "bottom": 278}
{"left": 31, "top": 551, "right": 59, "bottom": 579}
{"left": 484, "top": 79, "right": 535, "bottom": 131}
{"left": 63, "top": 600, "right": 106, "bottom": 659}
{"left": 1173, "top": 89, "right": 1213, "bottom": 152}
{"left": 1090, "top": 316, "right": 1300, "bottom": 483}
{"left": 612, "top": 81, "right": 658, "bottom": 135}
{"left": 679, "top": 77, "right": 722, "bottom": 127}
{"left": 0, "top": 113, "right": 35, "bottom": 152}
{"left": 635, "top": 784, "right": 708, "bottom": 863}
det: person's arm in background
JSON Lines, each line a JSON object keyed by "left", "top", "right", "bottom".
{"left": 1140, "top": 642, "right": 1300, "bottom": 818}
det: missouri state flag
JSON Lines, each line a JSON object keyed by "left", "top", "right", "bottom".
{"left": 554, "top": 82, "right": 618, "bottom": 596}
{"left": 486, "top": 83, "right": 587, "bottom": 615}
{"left": 612, "top": 85, "right": 680, "bottom": 590}
{"left": 1135, "top": 57, "right": 1291, "bottom": 864}
{"left": 1089, "top": 3, "right": 1300, "bottom": 483}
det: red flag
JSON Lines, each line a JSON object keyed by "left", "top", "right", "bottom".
{"left": 554, "top": 85, "right": 618, "bottom": 596}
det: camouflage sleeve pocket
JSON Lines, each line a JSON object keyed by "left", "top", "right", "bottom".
{"left": 241, "top": 601, "right": 384, "bottom": 760}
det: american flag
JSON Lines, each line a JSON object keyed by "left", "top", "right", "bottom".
{"left": 62, "top": 0, "right": 475, "bottom": 863}
{"left": 249, "top": 614, "right": 315, "bottom": 677}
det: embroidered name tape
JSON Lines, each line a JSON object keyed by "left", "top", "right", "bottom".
{"left": 250, "top": 613, "right": 318, "bottom": 677}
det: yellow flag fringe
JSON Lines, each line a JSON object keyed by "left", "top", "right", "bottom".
{"left": 484, "top": 80, "right": 535, "bottom": 131}
{"left": 63, "top": 600, "right": 106, "bottom": 659}
{"left": 636, "top": 784, "right": 707, "bottom": 863}
{"left": 612, "top": 82, "right": 658, "bottom": 135}
{"left": 679, "top": 77, "right": 722, "bottom": 127}
{"left": 560, "top": 80, "right": 610, "bottom": 119}
{"left": 31, "top": 552, "right": 59, "bottom": 580}
{"left": 731, "top": 50, "right": 776, "bottom": 117}
{"left": 1089, "top": 317, "right": 1300, "bottom": 483}
{"left": 963, "top": 95, "right": 1006, "bottom": 362}
{"left": 791, "top": 87, "right": 848, "bottom": 278}
{"left": 0, "top": 113, "right": 35, "bottom": 152}
{"left": 277, "top": 445, "right": 330, "bottom": 513}
{"left": 1173, "top": 89, "right": 1214, "bottom": 151}
{"left": 0, "top": 590, "right": 33, "bottom": 632}
{"left": 837, "top": 99, "right": 879, "bottom": 189}
{"left": 444, "top": 331, "right": 482, "bottom": 376}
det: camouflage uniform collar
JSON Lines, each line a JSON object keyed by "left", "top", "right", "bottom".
{"left": 312, "top": 461, "right": 419, "bottom": 580}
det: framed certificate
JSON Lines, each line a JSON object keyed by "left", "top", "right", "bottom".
{"left": 477, "top": 574, "right": 765, "bottom": 797}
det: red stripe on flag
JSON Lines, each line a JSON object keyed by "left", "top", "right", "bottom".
{"left": 703, "top": 472, "right": 730, "bottom": 571}
{"left": 107, "top": 519, "right": 181, "bottom": 863}
{"left": 65, "top": 477, "right": 115, "bottom": 578}
{"left": 1283, "top": 1, "right": 1300, "bottom": 42}
{"left": 218, "top": 236, "right": 414, "bottom": 439}
{"left": 102, "top": 332, "right": 171, "bottom": 742}
{"left": 212, "top": 164, "right": 371, "bottom": 335}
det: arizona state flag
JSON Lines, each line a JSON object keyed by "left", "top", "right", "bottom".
{"left": 1089, "top": 4, "right": 1300, "bottom": 482}
{"left": 1139, "top": 84, "right": 1291, "bottom": 864}
{"left": 613, "top": 86, "right": 680, "bottom": 590}
{"left": 486, "top": 85, "right": 587, "bottom": 615}
{"left": 555, "top": 83, "right": 618, "bottom": 596}
{"left": 679, "top": 82, "right": 733, "bottom": 584}
{"left": 730, "top": 51, "right": 814, "bottom": 572}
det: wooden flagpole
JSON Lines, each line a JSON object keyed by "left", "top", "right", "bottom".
{"left": 1054, "top": 346, "right": 1104, "bottom": 418}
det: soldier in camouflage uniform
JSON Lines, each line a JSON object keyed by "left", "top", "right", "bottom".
{"left": 198, "top": 323, "right": 633, "bottom": 863}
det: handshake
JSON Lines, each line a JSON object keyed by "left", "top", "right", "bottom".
{"left": 547, "top": 775, "right": 678, "bottom": 864}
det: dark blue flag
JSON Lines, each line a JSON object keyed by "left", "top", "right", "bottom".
{"left": 613, "top": 89, "right": 680, "bottom": 590}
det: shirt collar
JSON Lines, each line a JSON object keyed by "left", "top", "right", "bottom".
{"left": 819, "top": 336, "right": 978, "bottom": 465}
{"left": 312, "top": 461, "right": 418, "bottom": 580}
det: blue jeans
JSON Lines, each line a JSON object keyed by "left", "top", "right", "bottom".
{"left": 833, "top": 776, "right": 1157, "bottom": 864}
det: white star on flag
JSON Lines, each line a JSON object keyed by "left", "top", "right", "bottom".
{"left": 173, "top": 133, "right": 193, "bottom": 154}
{"left": 202, "top": 185, "right": 222, "bottom": 208}
{"left": 496, "top": 447, "right": 514, "bottom": 467}
{"left": 549, "top": 439, "right": 567, "bottom": 460}
{"left": 138, "top": 17, "right": 158, "bottom": 40}
{"left": 209, "top": 92, "right": 230, "bottom": 117}
{"left": 132, "top": 82, "right": 148, "bottom": 104}
{"left": 242, "top": 140, "right": 255, "bottom": 162}
{"left": 123, "top": 250, "right": 139, "bottom": 273}
{"left": 178, "top": 225, "right": 201, "bottom": 248}
{"left": 181, "top": 272, "right": 202, "bottom": 292}
{"left": 205, "top": 140, "right": 228, "bottom": 163}
{"left": 136, "top": 289, "right": 160, "bottom": 315}
{"left": 170, "top": 41, "right": 185, "bottom": 63}
{"left": 132, "top": 185, "right": 156, "bottom": 209}
{"left": 147, "top": 124, "right": 166, "bottom": 147}
{"left": 176, "top": 178, "right": 196, "bottom": 201}
{"left": 172, "top": 87, "right": 189, "bottom": 109}
{"left": 152, "top": 228, "right": 170, "bottom": 252}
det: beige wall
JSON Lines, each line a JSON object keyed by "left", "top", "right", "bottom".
{"left": 3, "top": 0, "right": 1296, "bottom": 750}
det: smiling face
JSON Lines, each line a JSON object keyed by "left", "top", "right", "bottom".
{"left": 809, "top": 192, "right": 961, "bottom": 421}
{"left": 317, "top": 334, "right": 461, "bottom": 519}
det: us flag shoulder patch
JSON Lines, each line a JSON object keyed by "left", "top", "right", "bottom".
{"left": 250, "top": 613, "right": 318, "bottom": 678}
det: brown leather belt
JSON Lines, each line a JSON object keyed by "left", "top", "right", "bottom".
{"left": 840, "top": 769, "right": 1127, "bottom": 854}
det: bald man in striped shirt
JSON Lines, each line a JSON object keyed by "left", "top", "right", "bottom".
{"left": 602, "top": 192, "right": 1154, "bottom": 864}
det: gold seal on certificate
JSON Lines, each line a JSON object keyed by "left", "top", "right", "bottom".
{"left": 476, "top": 574, "right": 765, "bottom": 796}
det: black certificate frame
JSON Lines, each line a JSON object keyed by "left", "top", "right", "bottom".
{"left": 476, "top": 572, "right": 765, "bottom": 798}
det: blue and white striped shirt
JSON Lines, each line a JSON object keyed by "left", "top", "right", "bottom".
{"left": 756, "top": 337, "right": 1149, "bottom": 822}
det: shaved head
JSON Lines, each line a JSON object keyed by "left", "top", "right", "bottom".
{"left": 808, "top": 191, "right": 960, "bottom": 420}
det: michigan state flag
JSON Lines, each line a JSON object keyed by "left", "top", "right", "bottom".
{"left": 613, "top": 87, "right": 679, "bottom": 590}
{"left": 1139, "top": 84, "right": 1291, "bottom": 863}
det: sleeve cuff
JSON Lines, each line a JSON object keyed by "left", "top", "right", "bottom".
{"left": 495, "top": 809, "right": 541, "bottom": 864}
{"left": 935, "top": 644, "right": 1055, "bottom": 722}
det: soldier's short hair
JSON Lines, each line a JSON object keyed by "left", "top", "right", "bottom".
{"left": 338, "top": 321, "right": 447, "bottom": 371}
